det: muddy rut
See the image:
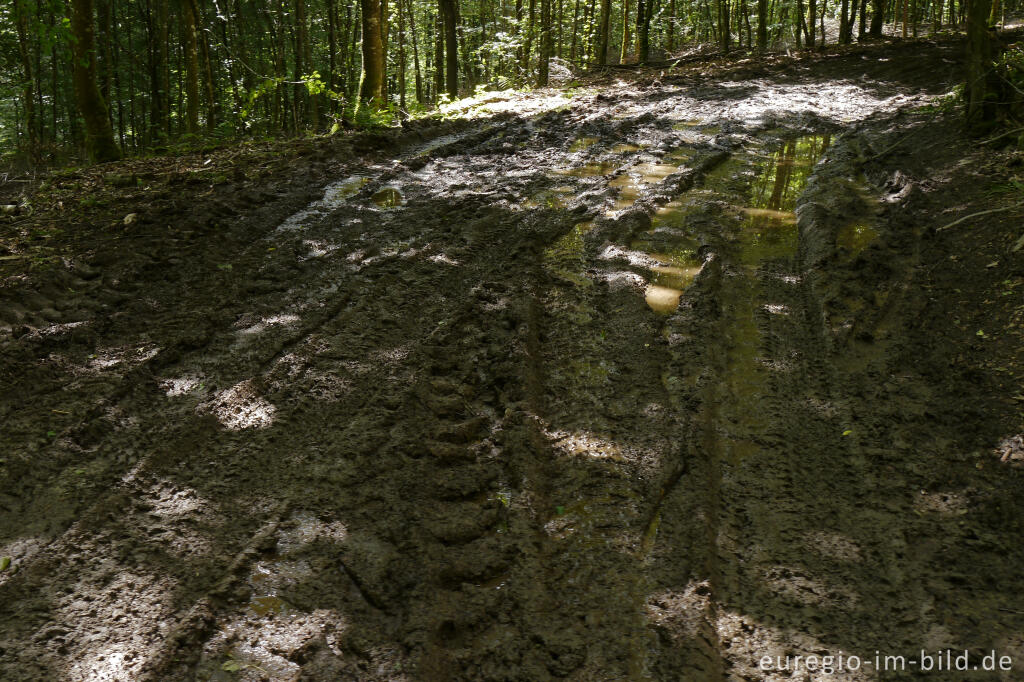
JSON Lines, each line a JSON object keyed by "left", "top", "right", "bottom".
{"left": 3, "top": 40, "right": 1024, "bottom": 681}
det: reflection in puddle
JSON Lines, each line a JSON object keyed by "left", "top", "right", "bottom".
{"left": 737, "top": 134, "right": 830, "bottom": 265}
{"left": 718, "top": 134, "right": 831, "bottom": 454}
{"left": 545, "top": 221, "right": 596, "bottom": 286}
{"left": 644, "top": 258, "right": 702, "bottom": 313}
{"left": 372, "top": 187, "right": 404, "bottom": 208}
{"left": 275, "top": 175, "right": 372, "bottom": 232}
{"left": 327, "top": 175, "right": 371, "bottom": 201}
{"left": 607, "top": 163, "right": 681, "bottom": 214}
{"left": 528, "top": 185, "right": 575, "bottom": 209}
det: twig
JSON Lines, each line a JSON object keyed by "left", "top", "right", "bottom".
{"left": 981, "top": 125, "right": 1024, "bottom": 146}
{"left": 935, "top": 201, "right": 1024, "bottom": 232}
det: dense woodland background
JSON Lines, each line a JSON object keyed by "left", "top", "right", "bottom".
{"left": 0, "top": 0, "right": 1020, "bottom": 164}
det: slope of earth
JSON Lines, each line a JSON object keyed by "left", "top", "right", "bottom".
{"left": 2, "top": 37, "right": 1024, "bottom": 681}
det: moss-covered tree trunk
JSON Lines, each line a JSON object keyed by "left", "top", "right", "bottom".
{"left": 965, "top": 0, "right": 998, "bottom": 131}
{"left": 70, "top": 0, "right": 121, "bottom": 162}
{"left": 361, "top": 0, "right": 386, "bottom": 104}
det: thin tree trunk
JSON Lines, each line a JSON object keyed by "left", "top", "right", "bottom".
{"left": 13, "top": 0, "right": 38, "bottom": 156}
{"left": 181, "top": 0, "right": 201, "bottom": 133}
{"left": 620, "top": 0, "right": 631, "bottom": 61}
{"left": 406, "top": 0, "right": 424, "bottom": 103}
{"left": 398, "top": 0, "right": 407, "bottom": 109}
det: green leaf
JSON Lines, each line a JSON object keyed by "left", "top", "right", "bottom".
{"left": 46, "top": 430, "right": 56, "bottom": 438}
{"left": 217, "top": 263, "right": 233, "bottom": 271}
{"left": 842, "top": 429, "right": 853, "bottom": 437}
{"left": 555, "top": 505, "right": 565, "bottom": 515}
{"left": 329, "top": 122, "right": 341, "bottom": 136}
{"left": 0, "top": 557, "right": 10, "bottom": 572}
{"left": 221, "top": 660, "right": 243, "bottom": 672}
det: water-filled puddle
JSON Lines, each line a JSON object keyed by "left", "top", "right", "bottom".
{"left": 645, "top": 262, "right": 702, "bottom": 313}
{"left": 570, "top": 136, "right": 599, "bottom": 152}
{"left": 836, "top": 222, "right": 879, "bottom": 259}
{"left": 607, "top": 163, "right": 681, "bottom": 213}
{"left": 612, "top": 143, "right": 643, "bottom": 154}
{"left": 713, "top": 134, "right": 831, "bottom": 449}
{"left": 737, "top": 134, "right": 831, "bottom": 264}
{"left": 528, "top": 185, "right": 575, "bottom": 209}
{"left": 545, "top": 221, "right": 596, "bottom": 286}
{"left": 328, "top": 175, "right": 371, "bottom": 201}
{"left": 372, "top": 187, "right": 404, "bottom": 208}
{"left": 275, "top": 175, "right": 373, "bottom": 232}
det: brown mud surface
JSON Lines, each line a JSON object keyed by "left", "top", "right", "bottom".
{"left": 2, "top": 37, "right": 1024, "bottom": 681}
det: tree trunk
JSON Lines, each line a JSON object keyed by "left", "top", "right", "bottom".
{"left": 806, "top": 0, "right": 816, "bottom": 47}
{"left": 538, "top": 0, "right": 552, "bottom": 83}
{"left": 719, "top": 0, "right": 731, "bottom": 52}
{"left": 406, "top": 0, "right": 424, "bottom": 103}
{"left": 361, "top": 0, "right": 386, "bottom": 103}
{"left": 870, "top": 0, "right": 885, "bottom": 34}
{"left": 398, "top": 0, "right": 407, "bottom": 109}
{"left": 965, "top": 0, "right": 997, "bottom": 130}
{"left": 620, "top": 0, "right": 631, "bottom": 62}
{"left": 596, "top": 0, "right": 611, "bottom": 63}
{"left": 440, "top": 0, "right": 459, "bottom": 97}
{"left": 434, "top": 12, "right": 444, "bottom": 100}
{"left": 13, "top": 0, "right": 38, "bottom": 156}
{"left": 757, "top": 0, "right": 768, "bottom": 49}
{"left": 70, "top": 0, "right": 121, "bottom": 161}
{"left": 181, "top": 0, "right": 201, "bottom": 133}
{"left": 196, "top": 0, "right": 217, "bottom": 129}
{"left": 840, "top": 0, "right": 851, "bottom": 42}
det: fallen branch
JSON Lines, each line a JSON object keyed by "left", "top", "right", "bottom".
{"left": 981, "top": 126, "right": 1024, "bottom": 146}
{"left": 935, "top": 201, "right": 1024, "bottom": 232}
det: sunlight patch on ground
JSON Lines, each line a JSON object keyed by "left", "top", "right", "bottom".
{"left": 200, "top": 378, "right": 277, "bottom": 430}
{"left": 801, "top": 530, "right": 864, "bottom": 563}
{"left": 236, "top": 313, "right": 301, "bottom": 336}
{"left": 160, "top": 375, "right": 202, "bottom": 396}
{"left": 62, "top": 569, "right": 175, "bottom": 681}
{"left": 87, "top": 344, "right": 160, "bottom": 371}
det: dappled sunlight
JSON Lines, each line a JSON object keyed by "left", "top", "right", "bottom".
{"left": 235, "top": 313, "right": 301, "bottom": 337}
{"left": 801, "top": 531, "right": 864, "bottom": 564}
{"left": 87, "top": 344, "right": 160, "bottom": 371}
{"left": 199, "top": 378, "right": 277, "bottom": 430}
{"left": 159, "top": 375, "right": 202, "bottom": 397}
{"left": 61, "top": 569, "right": 177, "bottom": 681}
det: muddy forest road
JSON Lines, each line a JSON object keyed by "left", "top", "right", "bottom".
{"left": 3, "top": 39, "right": 1024, "bottom": 681}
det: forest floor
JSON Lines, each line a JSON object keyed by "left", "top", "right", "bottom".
{"left": 2, "top": 35, "right": 1024, "bottom": 682}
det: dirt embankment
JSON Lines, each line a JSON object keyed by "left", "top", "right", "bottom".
{"left": 1, "top": 37, "right": 1023, "bottom": 681}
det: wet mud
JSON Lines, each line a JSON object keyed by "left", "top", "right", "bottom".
{"left": 2, "top": 38, "right": 1024, "bottom": 681}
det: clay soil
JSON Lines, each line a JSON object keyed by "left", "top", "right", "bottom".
{"left": 2, "top": 36, "right": 1024, "bottom": 681}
